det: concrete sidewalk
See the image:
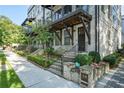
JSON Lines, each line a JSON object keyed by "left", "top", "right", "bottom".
{"left": 95, "top": 60, "right": 124, "bottom": 88}
{"left": 4, "top": 50, "right": 80, "bottom": 88}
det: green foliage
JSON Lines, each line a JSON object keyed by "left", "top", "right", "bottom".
{"left": 112, "top": 52, "right": 121, "bottom": 58}
{"left": 103, "top": 54, "right": 117, "bottom": 66}
{"left": 0, "top": 15, "right": 27, "bottom": 46}
{"left": 117, "top": 48, "right": 124, "bottom": 57}
{"left": 89, "top": 51, "right": 101, "bottom": 63}
{"left": 0, "top": 52, "right": 6, "bottom": 64}
{"left": 0, "top": 51, "right": 24, "bottom": 88}
{"left": 27, "top": 55, "right": 53, "bottom": 68}
{"left": 32, "top": 24, "right": 53, "bottom": 47}
{"left": 121, "top": 43, "right": 124, "bottom": 49}
{"left": 15, "top": 50, "right": 29, "bottom": 57}
{"left": 0, "top": 69, "right": 25, "bottom": 88}
{"left": 74, "top": 54, "right": 93, "bottom": 66}
{"left": 44, "top": 47, "right": 54, "bottom": 55}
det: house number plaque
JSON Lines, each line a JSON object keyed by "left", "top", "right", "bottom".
{"left": 81, "top": 73, "right": 88, "bottom": 83}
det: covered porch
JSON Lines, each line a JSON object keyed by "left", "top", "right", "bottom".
{"left": 50, "top": 9, "right": 92, "bottom": 53}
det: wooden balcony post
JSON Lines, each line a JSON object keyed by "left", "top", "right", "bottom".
{"left": 79, "top": 16, "right": 91, "bottom": 44}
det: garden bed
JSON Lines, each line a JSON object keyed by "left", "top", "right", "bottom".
{"left": 27, "top": 55, "right": 54, "bottom": 68}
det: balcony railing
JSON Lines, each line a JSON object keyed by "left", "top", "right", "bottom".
{"left": 52, "top": 6, "right": 89, "bottom": 22}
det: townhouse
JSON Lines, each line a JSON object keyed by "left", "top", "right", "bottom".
{"left": 22, "top": 5, "right": 122, "bottom": 57}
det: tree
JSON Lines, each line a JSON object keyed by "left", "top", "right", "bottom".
{"left": 32, "top": 23, "right": 53, "bottom": 49}
{"left": 0, "top": 15, "right": 27, "bottom": 47}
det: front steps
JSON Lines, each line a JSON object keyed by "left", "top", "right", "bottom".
{"left": 48, "top": 52, "right": 77, "bottom": 77}
{"left": 62, "top": 52, "right": 77, "bottom": 62}
{"left": 48, "top": 60, "right": 63, "bottom": 76}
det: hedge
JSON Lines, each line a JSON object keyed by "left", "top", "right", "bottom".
{"left": 74, "top": 54, "right": 92, "bottom": 66}
{"left": 27, "top": 55, "right": 53, "bottom": 68}
{"left": 89, "top": 51, "right": 101, "bottom": 63}
{"left": 103, "top": 54, "right": 117, "bottom": 67}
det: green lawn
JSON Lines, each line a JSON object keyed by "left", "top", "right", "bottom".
{"left": 0, "top": 51, "right": 24, "bottom": 88}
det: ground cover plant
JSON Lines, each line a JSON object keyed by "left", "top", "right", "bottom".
{"left": 0, "top": 51, "right": 24, "bottom": 88}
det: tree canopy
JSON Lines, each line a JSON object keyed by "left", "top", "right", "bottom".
{"left": 0, "top": 15, "right": 27, "bottom": 46}
{"left": 31, "top": 23, "right": 53, "bottom": 48}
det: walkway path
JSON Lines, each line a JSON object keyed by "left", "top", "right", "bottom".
{"left": 3, "top": 50, "right": 80, "bottom": 88}
{"left": 95, "top": 60, "right": 124, "bottom": 88}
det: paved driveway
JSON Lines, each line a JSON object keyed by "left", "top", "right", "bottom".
{"left": 4, "top": 50, "right": 80, "bottom": 88}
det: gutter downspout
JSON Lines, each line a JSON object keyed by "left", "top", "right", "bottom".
{"left": 98, "top": 6, "right": 100, "bottom": 53}
{"left": 95, "top": 5, "right": 98, "bottom": 52}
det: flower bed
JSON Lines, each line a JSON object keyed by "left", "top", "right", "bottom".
{"left": 27, "top": 55, "right": 53, "bottom": 68}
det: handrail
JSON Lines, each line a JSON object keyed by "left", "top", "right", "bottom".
{"left": 63, "top": 43, "right": 78, "bottom": 55}
{"left": 60, "top": 43, "right": 78, "bottom": 75}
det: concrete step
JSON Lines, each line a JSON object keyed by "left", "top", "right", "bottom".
{"left": 54, "top": 62, "right": 62, "bottom": 67}
{"left": 62, "top": 56, "right": 75, "bottom": 62}
{"left": 64, "top": 52, "right": 76, "bottom": 55}
{"left": 48, "top": 68, "right": 62, "bottom": 76}
{"left": 50, "top": 65, "right": 62, "bottom": 71}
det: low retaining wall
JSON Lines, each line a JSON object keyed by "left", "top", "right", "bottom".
{"left": 63, "top": 62, "right": 109, "bottom": 88}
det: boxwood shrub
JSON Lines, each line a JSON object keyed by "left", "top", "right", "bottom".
{"left": 89, "top": 51, "right": 101, "bottom": 63}
{"left": 27, "top": 55, "right": 53, "bottom": 68}
{"left": 74, "top": 54, "right": 92, "bottom": 66}
{"left": 103, "top": 54, "right": 117, "bottom": 66}
{"left": 112, "top": 52, "right": 121, "bottom": 58}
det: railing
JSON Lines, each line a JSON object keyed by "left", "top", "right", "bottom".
{"left": 60, "top": 43, "right": 78, "bottom": 75}
{"left": 64, "top": 43, "right": 78, "bottom": 56}
{"left": 52, "top": 8, "right": 91, "bottom": 23}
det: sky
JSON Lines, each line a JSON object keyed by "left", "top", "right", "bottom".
{"left": 0, "top": 5, "right": 28, "bottom": 25}
{"left": 0, "top": 5, "right": 124, "bottom": 25}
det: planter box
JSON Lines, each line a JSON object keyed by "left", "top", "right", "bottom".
{"left": 105, "top": 62, "right": 109, "bottom": 73}
{"left": 92, "top": 67, "right": 98, "bottom": 82}
{"left": 79, "top": 65, "right": 95, "bottom": 88}
{"left": 70, "top": 68, "right": 80, "bottom": 83}
{"left": 63, "top": 62, "right": 75, "bottom": 80}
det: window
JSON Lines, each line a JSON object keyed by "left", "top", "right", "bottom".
{"left": 112, "top": 6, "right": 118, "bottom": 29}
{"left": 101, "top": 5, "right": 105, "bottom": 13}
{"left": 82, "top": 5, "right": 89, "bottom": 12}
{"left": 57, "top": 9, "right": 62, "bottom": 19}
{"left": 76, "top": 5, "right": 89, "bottom": 12}
{"left": 76, "top": 5, "right": 81, "bottom": 9}
{"left": 55, "top": 31, "right": 61, "bottom": 46}
{"left": 53, "top": 9, "right": 62, "bottom": 21}
{"left": 63, "top": 5, "right": 72, "bottom": 15}
{"left": 64, "top": 30, "right": 71, "bottom": 45}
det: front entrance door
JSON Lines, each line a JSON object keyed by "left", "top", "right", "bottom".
{"left": 78, "top": 27, "right": 85, "bottom": 51}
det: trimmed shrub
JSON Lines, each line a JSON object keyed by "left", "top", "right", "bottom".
{"left": 27, "top": 55, "right": 53, "bottom": 68}
{"left": 44, "top": 47, "right": 54, "bottom": 55}
{"left": 103, "top": 54, "right": 117, "bottom": 66}
{"left": 118, "top": 49, "right": 124, "bottom": 57}
{"left": 112, "top": 52, "right": 121, "bottom": 58}
{"left": 74, "top": 54, "right": 93, "bottom": 66}
{"left": 89, "top": 51, "right": 101, "bottom": 63}
{"left": 122, "top": 43, "right": 124, "bottom": 49}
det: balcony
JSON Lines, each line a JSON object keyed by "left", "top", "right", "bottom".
{"left": 51, "top": 9, "right": 92, "bottom": 30}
